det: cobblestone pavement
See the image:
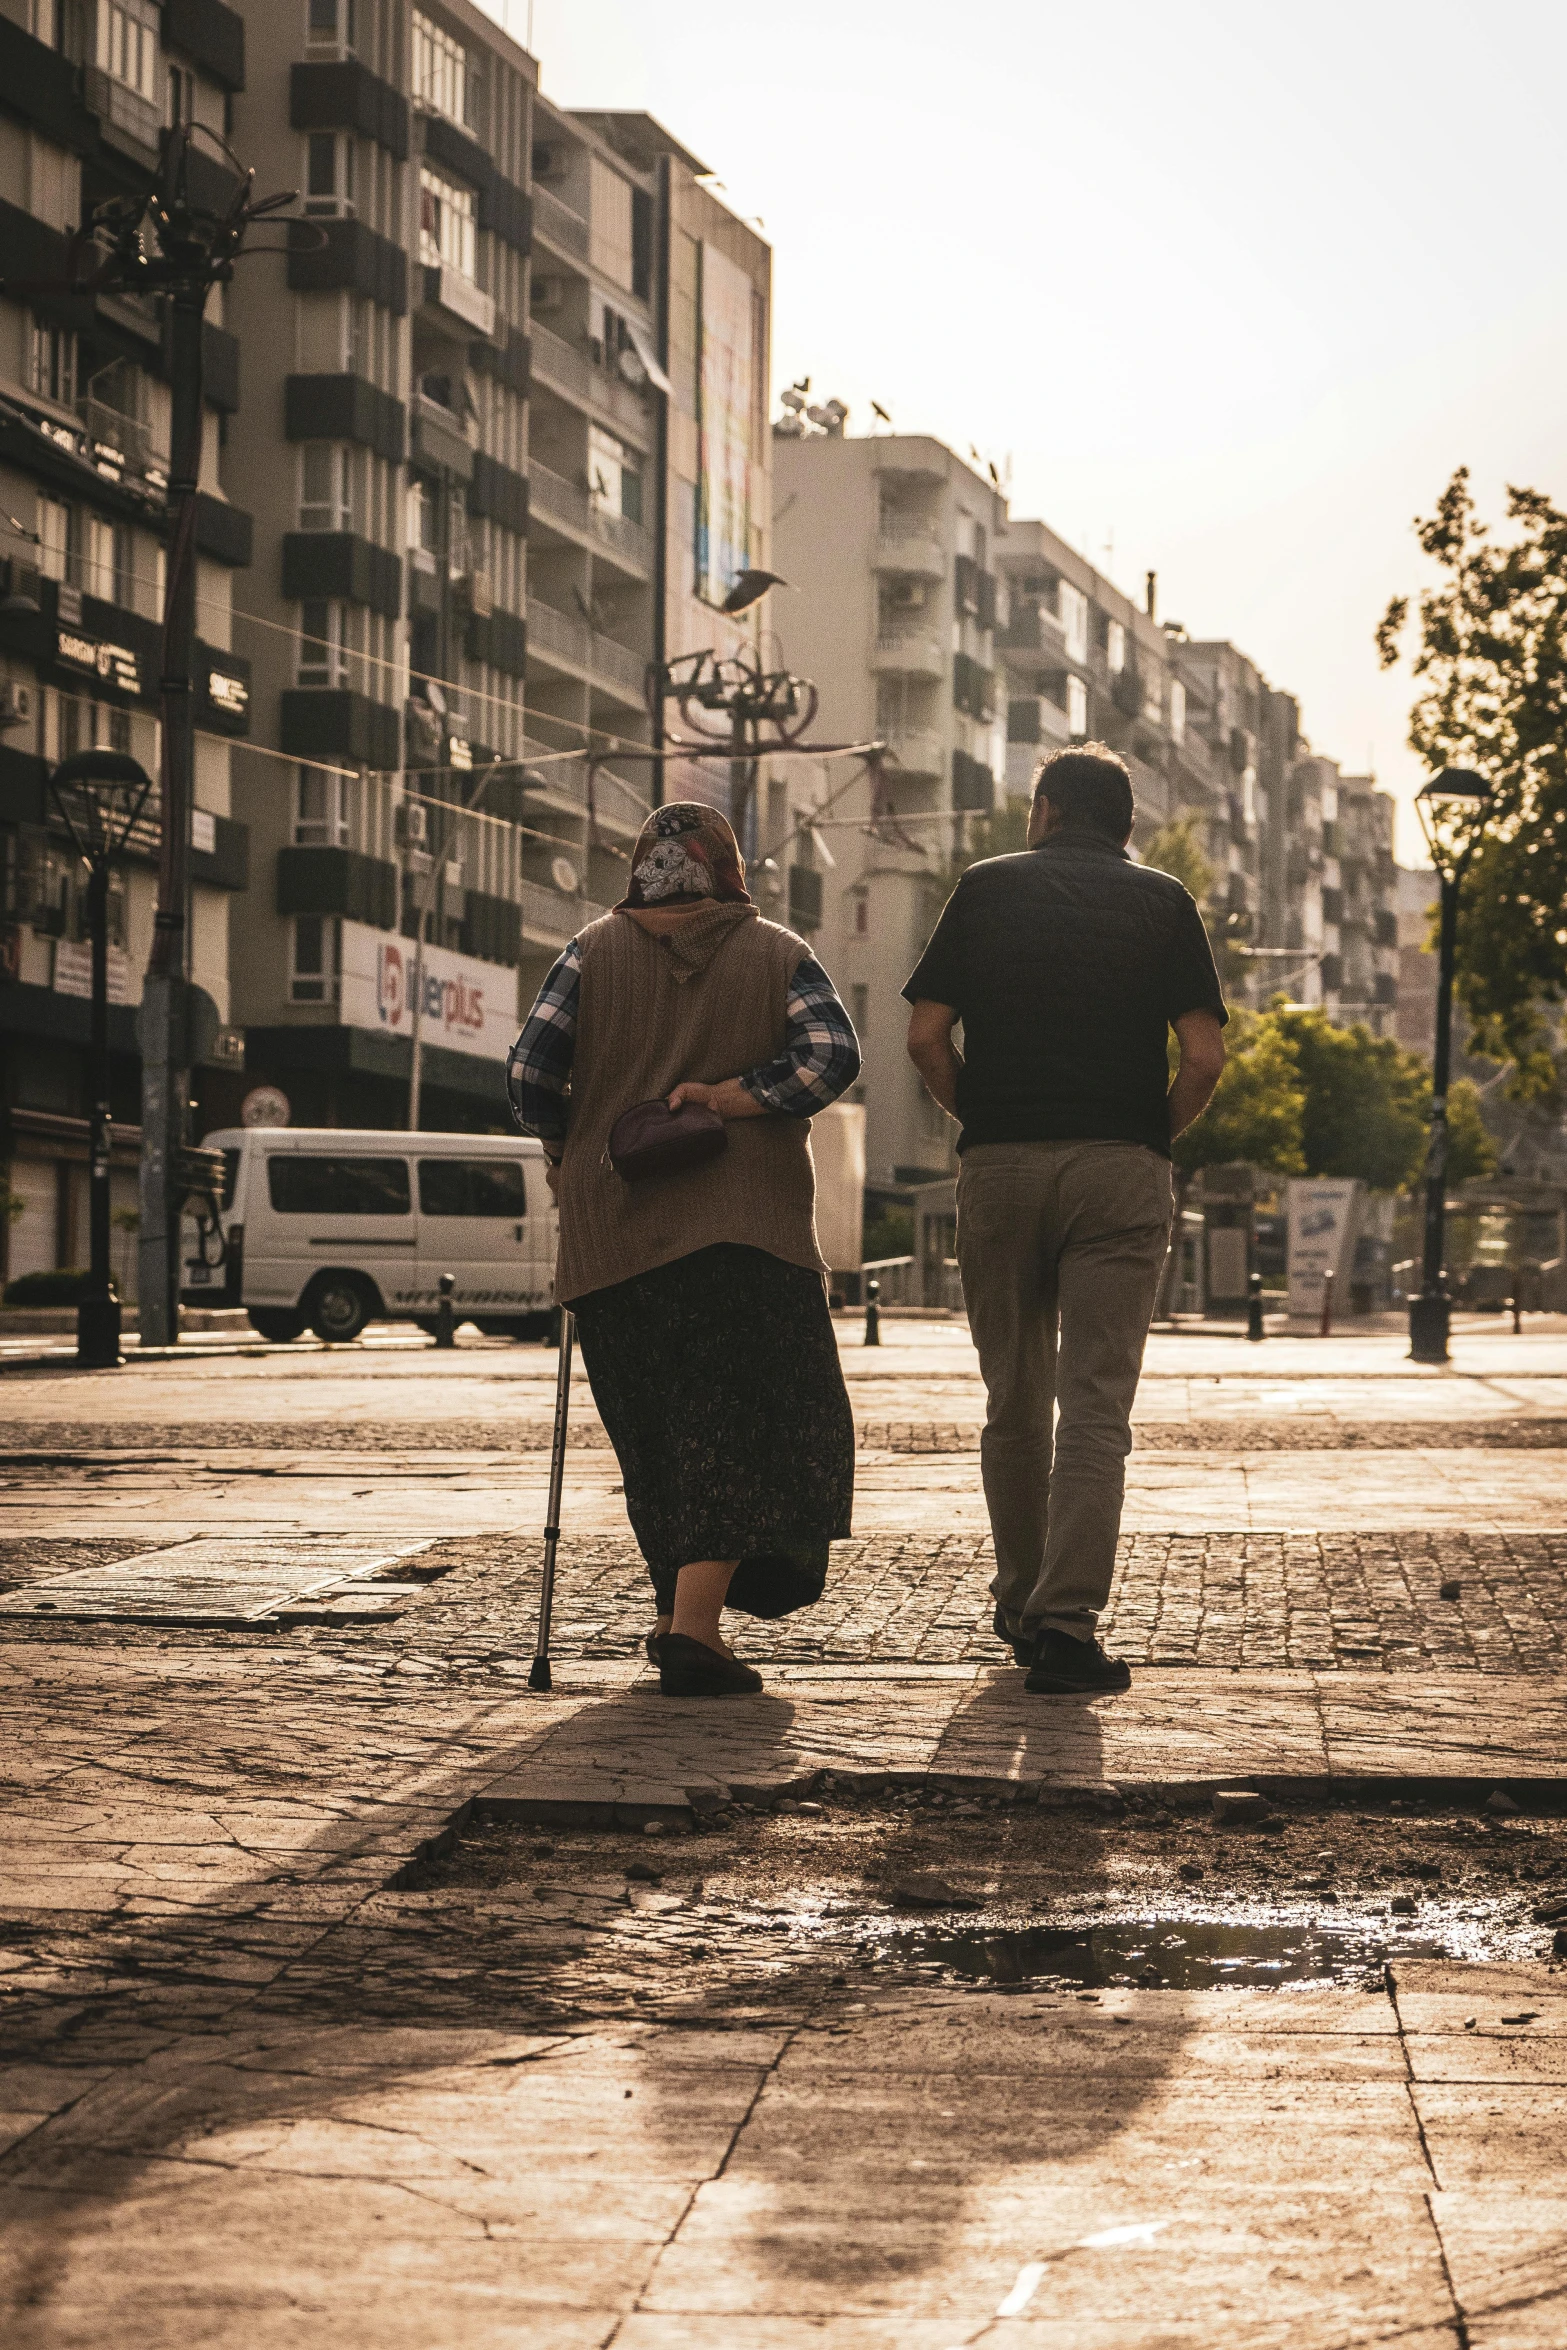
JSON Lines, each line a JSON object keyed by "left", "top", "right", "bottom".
{"left": 5, "top": 1528, "right": 1567, "bottom": 1672}
{"left": 7, "top": 1415, "right": 1567, "bottom": 1453}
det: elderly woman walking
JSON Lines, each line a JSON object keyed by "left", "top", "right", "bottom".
{"left": 506, "top": 802, "right": 861, "bottom": 1697}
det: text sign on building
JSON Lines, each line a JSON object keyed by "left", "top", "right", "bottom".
{"left": 53, "top": 939, "right": 134, "bottom": 1004}
{"left": 55, "top": 630, "right": 142, "bottom": 695}
{"left": 338, "top": 920, "right": 516, "bottom": 1062}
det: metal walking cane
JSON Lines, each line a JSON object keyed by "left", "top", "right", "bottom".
{"left": 529, "top": 1310, "right": 576, "bottom": 1692}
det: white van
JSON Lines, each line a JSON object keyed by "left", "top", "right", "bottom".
{"left": 183, "top": 1127, "right": 558, "bottom": 1343}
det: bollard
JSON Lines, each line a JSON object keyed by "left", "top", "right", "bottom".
{"left": 1511, "top": 1268, "right": 1523, "bottom": 1336}
{"left": 864, "top": 1274, "right": 881, "bottom": 1347}
{"left": 435, "top": 1272, "right": 456, "bottom": 1349}
{"left": 1246, "top": 1269, "right": 1265, "bottom": 1343}
{"left": 1319, "top": 1266, "right": 1335, "bottom": 1339}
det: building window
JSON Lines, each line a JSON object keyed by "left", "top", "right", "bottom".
{"left": 1066, "top": 675, "right": 1088, "bottom": 739}
{"left": 291, "top": 914, "right": 341, "bottom": 1004}
{"left": 299, "top": 444, "right": 354, "bottom": 532}
{"left": 307, "top": 0, "right": 355, "bottom": 52}
{"left": 27, "top": 319, "right": 75, "bottom": 411}
{"left": 98, "top": 0, "right": 159, "bottom": 100}
{"left": 588, "top": 424, "right": 642, "bottom": 525}
{"left": 304, "top": 132, "right": 356, "bottom": 215}
{"left": 298, "top": 600, "right": 347, "bottom": 687}
{"left": 1106, "top": 618, "right": 1126, "bottom": 675}
{"left": 1170, "top": 678, "right": 1187, "bottom": 746}
{"left": 412, "top": 10, "right": 467, "bottom": 124}
{"left": 167, "top": 62, "right": 196, "bottom": 128}
{"left": 406, "top": 477, "right": 438, "bottom": 557}
{"left": 1060, "top": 581, "right": 1089, "bottom": 666}
{"left": 419, "top": 166, "right": 477, "bottom": 282}
{"left": 295, "top": 764, "right": 352, "bottom": 846}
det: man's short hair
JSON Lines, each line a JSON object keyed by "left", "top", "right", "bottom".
{"left": 1031, "top": 745, "right": 1135, "bottom": 841}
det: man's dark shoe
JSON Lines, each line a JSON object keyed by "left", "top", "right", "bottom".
{"left": 656, "top": 1633, "right": 764, "bottom": 1697}
{"left": 992, "top": 1605, "right": 1036, "bottom": 1667}
{"left": 1025, "top": 1630, "right": 1132, "bottom": 1695}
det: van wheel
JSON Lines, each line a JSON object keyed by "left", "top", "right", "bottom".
{"left": 306, "top": 1275, "right": 374, "bottom": 1344}
{"left": 249, "top": 1308, "right": 306, "bottom": 1343}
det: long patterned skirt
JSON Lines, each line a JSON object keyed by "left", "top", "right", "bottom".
{"left": 571, "top": 1242, "right": 854, "bottom": 1617}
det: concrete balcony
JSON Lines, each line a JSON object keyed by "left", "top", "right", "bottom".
{"left": 533, "top": 185, "right": 589, "bottom": 262}
{"left": 528, "top": 458, "right": 652, "bottom": 575}
{"left": 526, "top": 597, "right": 648, "bottom": 706}
{"left": 530, "top": 320, "right": 652, "bottom": 447}
{"left": 523, "top": 755, "right": 650, "bottom": 841}
{"left": 873, "top": 530, "right": 945, "bottom": 579}
{"left": 520, "top": 874, "right": 609, "bottom": 950}
{"left": 882, "top": 728, "right": 945, "bottom": 779}
{"left": 871, "top": 630, "right": 944, "bottom": 678}
{"left": 420, "top": 262, "right": 495, "bottom": 339}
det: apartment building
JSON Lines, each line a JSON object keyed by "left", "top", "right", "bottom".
{"left": 1275, "top": 756, "right": 1399, "bottom": 1031}
{"left": 772, "top": 429, "right": 1007, "bottom": 1185}
{"left": 217, "top": 0, "right": 537, "bottom": 1132}
{"left": 0, "top": 0, "right": 252, "bottom": 1295}
{"left": 525, "top": 103, "right": 774, "bottom": 881}
{"left": 216, "top": 21, "right": 774, "bottom": 1135}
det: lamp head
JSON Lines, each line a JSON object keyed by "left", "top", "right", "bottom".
{"left": 1414, "top": 765, "right": 1491, "bottom": 876}
{"left": 49, "top": 748, "right": 155, "bottom": 863}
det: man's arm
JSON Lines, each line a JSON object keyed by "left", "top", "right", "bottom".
{"left": 1168, "top": 1009, "right": 1226, "bottom": 1137}
{"left": 907, "top": 999, "right": 962, "bottom": 1118}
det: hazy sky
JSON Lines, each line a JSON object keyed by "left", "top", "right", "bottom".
{"left": 486, "top": 1, "right": 1565, "bottom": 862}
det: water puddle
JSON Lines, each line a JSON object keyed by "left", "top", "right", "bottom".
{"left": 892, "top": 1917, "right": 1445, "bottom": 1990}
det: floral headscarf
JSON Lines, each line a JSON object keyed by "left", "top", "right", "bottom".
{"left": 619, "top": 800, "right": 752, "bottom": 908}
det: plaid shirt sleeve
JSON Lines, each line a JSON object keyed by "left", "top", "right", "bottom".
{"left": 505, "top": 940, "right": 580, "bottom": 1151}
{"left": 738, "top": 954, "right": 862, "bottom": 1118}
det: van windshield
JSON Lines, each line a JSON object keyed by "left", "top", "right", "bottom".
{"left": 418, "top": 1159, "right": 526, "bottom": 1217}
{"left": 268, "top": 1157, "right": 412, "bottom": 1216}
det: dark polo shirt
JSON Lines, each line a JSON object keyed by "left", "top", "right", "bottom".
{"left": 903, "top": 829, "right": 1227, "bottom": 1156}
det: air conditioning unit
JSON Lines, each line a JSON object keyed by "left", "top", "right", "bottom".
{"left": 531, "top": 276, "right": 567, "bottom": 315}
{"left": 302, "top": 196, "right": 357, "bottom": 219}
{"left": 885, "top": 581, "right": 926, "bottom": 612}
{"left": 459, "top": 570, "right": 494, "bottom": 619}
{"left": 398, "top": 801, "right": 430, "bottom": 850}
{"left": 0, "top": 681, "right": 34, "bottom": 729}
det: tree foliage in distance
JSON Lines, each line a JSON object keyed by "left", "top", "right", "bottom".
{"left": 1172, "top": 1009, "right": 1305, "bottom": 1177}
{"left": 1377, "top": 469, "right": 1567, "bottom": 1092}
{"left": 1173, "top": 1001, "right": 1497, "bottom": 1190}
{"left": 1141, "top": 815, "right": 1215, "bottom": 907}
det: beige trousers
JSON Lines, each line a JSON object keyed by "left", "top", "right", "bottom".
{"left": 956, "top": 1140, "right": 1174, "bottom": 1642}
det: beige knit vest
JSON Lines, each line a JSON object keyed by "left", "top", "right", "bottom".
{"left": 554, "top": 905, "right": 824, "bottom": 1303}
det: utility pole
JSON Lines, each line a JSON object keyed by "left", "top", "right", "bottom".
{"left": 138, "top": 279, "right": 205, "bottom": 1344}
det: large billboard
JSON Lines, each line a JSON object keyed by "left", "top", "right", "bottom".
{"left": 694, "top": 241, "right": 755, "bottom": 607}
{"left": 339, "top": 922, "right": 517, "bottom": 1063}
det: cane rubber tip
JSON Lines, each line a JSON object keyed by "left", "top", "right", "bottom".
{"left": 528, "top": 1658, "right": 553, "bottom": 1692}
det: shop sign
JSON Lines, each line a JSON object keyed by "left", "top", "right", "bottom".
{"left": 56, "top": 630, "right": 141, "bottom": 695}
{"left": 339, "top": 920, "right": 515, "bottom": 1062}
{"left": 1286, "top": 1178, "right": 1363, "bottom": 1318}
{"left": 53, "top": 938, "right": 134, "bottom": 1003}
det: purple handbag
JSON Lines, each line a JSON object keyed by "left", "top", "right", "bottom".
{"left": 607, "top": 1097, "right": 728, "bottom": 1183}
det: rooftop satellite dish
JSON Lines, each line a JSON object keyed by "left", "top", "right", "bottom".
{"left": 779, "top": 386, "right": 806, "bottom": 412}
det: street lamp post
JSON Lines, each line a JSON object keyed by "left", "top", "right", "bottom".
{"left": 1408, "top": 766, "right": 1492, "bottom": 1366}
{"left": 47, "top": 751, "right": 155, "bottom": 1368}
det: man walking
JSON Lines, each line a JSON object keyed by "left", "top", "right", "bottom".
{"left": 904, "top": 745, "right": 1227, "bottom": 1696}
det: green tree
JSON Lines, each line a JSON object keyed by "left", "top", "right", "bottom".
{"left": 1141, "top": 815, "right": 1215, "bottom": 907}
{"left": 1173, "top": 1002, "right": 1497, "bottom": 1190}
{"left": 1272, "top": 1006, "right": 1430, "bottom": 1190}
{"left": 1445, "top": 1077, "right": 1501, "bottom": 1185}
{"left": 1377, "top": 469, "right": 1567, "bottom": 1093}
{"left": 1172, "top": 1009, "right": 1306, "bottom": 1177}
{"left": 946, "top": 795, "right": 1030, "bottom": 881}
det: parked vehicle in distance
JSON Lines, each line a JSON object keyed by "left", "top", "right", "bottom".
{"left": 183, "top": 1127, "right": 558, "bottom": 1344}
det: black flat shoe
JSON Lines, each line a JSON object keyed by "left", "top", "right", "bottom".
{"left": 645, "top": 1628, "right": 662, "bottom": 1663}
{"left": 657, "top": 1633, "right": 764, "bottom": 1697}
{"left": 1025, "top": 1630, "right": 1132, "bottom": 1696}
